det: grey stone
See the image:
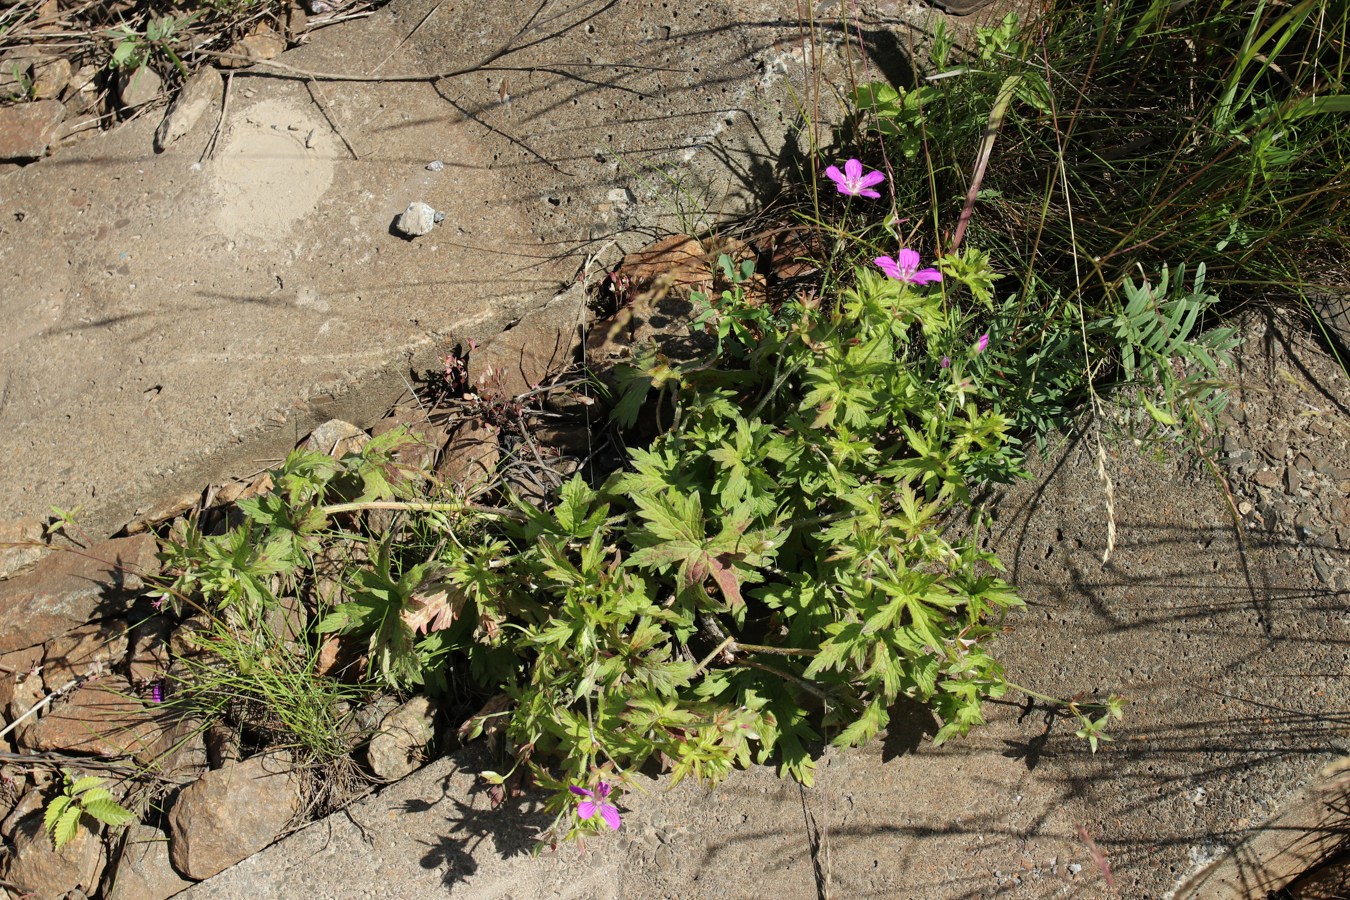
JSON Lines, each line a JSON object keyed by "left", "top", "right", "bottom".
{"left": 168, "top": 752, "right": 301, "bottom": 880}
{"left": 366, "top": 694, "right": 440, "bottom": 781}
{"left": 118, "top": 64, "right": 162, "bottom": 109}
{"left": 155, "top": 68, "right": 223, "bottom": 152}
{"left": 0, "top": 98, "right": 65, "bottom": 160}
{"left": 394, "top": 201, "right": 438, "bottom": 237}
{"left": 303, "top": 418, "right": 368, "bottom": 457}
{"left": 62, "top": 63, "right": 100, "bottom": 115}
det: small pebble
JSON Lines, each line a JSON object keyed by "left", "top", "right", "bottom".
{"left": 426, "top": 160, "right": 445, "bottom": 171}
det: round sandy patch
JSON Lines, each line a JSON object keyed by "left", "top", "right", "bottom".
{"left": 211, "top": 99, "right": 337, "bottom": 241}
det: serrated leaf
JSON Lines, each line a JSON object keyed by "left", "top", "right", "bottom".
{"left": 83, "top": 798, "right": 134, "bottom": 828}
{"left": 44, "top": 796, "right": 72, "bottom": 835}
{"left": 76, "top": 787, "right": 114, "bottom": 806}
{"left": 53, "top": 806, "right": 82, "bottom": 849}
{"left": 70, "top": 775, "right": 103, "bottom": 796}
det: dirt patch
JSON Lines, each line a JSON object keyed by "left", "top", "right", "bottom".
{"left": 209, "top": 99, "right": 338, "bottom": 242}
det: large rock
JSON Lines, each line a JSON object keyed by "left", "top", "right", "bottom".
{"left": 1, "top": 809, "right": 107, "bottom": 897}
{"left": 0, "top": 534, "right": 159, "bottom": 655}
{"left": 108, "top": 823, "right": 196, "bottom": 900}
{"left": 41, "top": 618, "right": 129, "bottom": 689}
{"left": 0, "top": 98, "right": 65, "bottom": 160}
{"left": 19, "top": 676, "right": 163, "bottom": 758}
{"left": 167, "top": 752, "right": 302, "bottom": 880}
{"left": 366, "top": 694, "right": 440, "bottom": 781}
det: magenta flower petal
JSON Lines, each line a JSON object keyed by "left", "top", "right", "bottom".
{"left": 599, "top": 804, "right": 622, "bottom": 830}
{"left": 974, "top": 332, "right": 990, "bottom": 354}
{"left": 569, "top": 785, "right": 592, "bottom": 798}
{"left": 825, "top": 159, "right": 885, "bottom": 198}
{"left": 594, "top": 782, "right": 612, "bottom": 800}
{"left": 875, "top": 249, "right": 942, "bottom": 285}
{"left": 577, "top": 800, "right": 597, "bottom": 820}
{"left": 873, "top": 256, "right": 901, "bottom": 279}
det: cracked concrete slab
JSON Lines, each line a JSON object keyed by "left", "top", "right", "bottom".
{"left": 0, "top": 0, "right": 909, "bottom": 537}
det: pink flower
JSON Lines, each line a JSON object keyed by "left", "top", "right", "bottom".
{"left": 570, "top": 781, "right": 621, "bottom": 830}
{"left": 873, "top": 248, "right": 942, "bottom": 285}
{"left": 824, "top": 159, "right": 886, "bottom": 199}
{"left": 974, "top": 332, "right": 990, "bottom": 354}
{"left": 940, "top": 356, "right": 951, "bottom": 369}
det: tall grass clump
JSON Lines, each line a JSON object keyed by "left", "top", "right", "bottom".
{"left": 852, "top": 0, "right": 1348, "bottom": 306}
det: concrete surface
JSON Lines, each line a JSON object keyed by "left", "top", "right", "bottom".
{"left": 185, "top": 407, "right": 1350, "bottom": 898}
{"left": 0, "top": 0, "right": 920, "bottom": 537}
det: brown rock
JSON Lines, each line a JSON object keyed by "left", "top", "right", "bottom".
{"left": 167, "top": 752, "right": 301, "bottom": 879}
{"left": 1, "top": 809, "right": 107, "bottom": 897}
{"left": 138, "top": 714, "right": 209, "bottom": 779}
{"left": 0, "top": 57, "right": 29, "bottom": 100}
{"left": 6, "top": 658, "right": 44, "bottom": 723}
{"left": 0, "top": 515, "right": 46, "bottom": 580}
{"left": 0, "top": 98, "right": 66, "bottom": 161}
{"left": 469, "top": 283, "right": 588, "bottom": 398}
{"left": 436, "top": 421, "right": 500, "bottom": 496}
{"left": 107, "top": 823, "right": 195, "bottom": 900}
{"left": 366, "top": 694, "right": 440, "bottom": 781}
{"left": 0, "top": 534, "right": 159, "bottom": 655}
{"left": 616, "top": 234, "right": 714, "bottom": 293}
{"left": 41, "top": 619, "right": 129, "bottom": 689}
{"left": 371, "top": 410, "right": 449, "bottom": 477}
{"left": 19, "top": 676, "right": 163, "bottom": 758}
{"left": 29, "top": 56, "right": 70, "bottom": 99}
{"left": 0, "top": 767, "right": 27, "bottom": 824}
{"left": 219, "top": 25, "right": 287, "bottom": 68}
{"left": 0, "top": 786, "right": 42, "bottom": 839}
{"left": 127, "top": 615, "right": 172, "bottom": 685}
